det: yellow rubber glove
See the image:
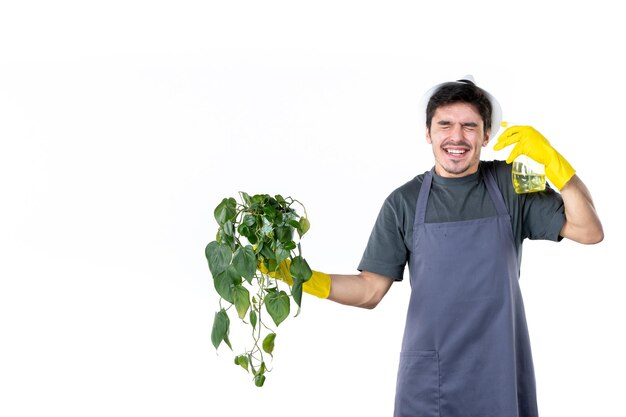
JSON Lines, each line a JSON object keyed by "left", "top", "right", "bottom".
{"left": 259, "top": 259, "right": 331, "bottom": 299}
{"left": 494, "top": 125, "right": 576, "bottom": 190}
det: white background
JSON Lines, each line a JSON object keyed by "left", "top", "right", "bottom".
{"left": 1, "top": 1, "right": 623, "bottom": 416}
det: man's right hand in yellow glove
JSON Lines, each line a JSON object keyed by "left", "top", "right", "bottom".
{"left": 259, "top": 259, "right": 331, "bottom": 299}
{"left": 494, "top": 125, "right": 576, "bottom": 190}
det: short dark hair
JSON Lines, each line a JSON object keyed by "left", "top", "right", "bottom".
{"left": 426, "top": 79, "right": 493, "bottom": 132}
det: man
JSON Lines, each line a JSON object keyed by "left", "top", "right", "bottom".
{"left": 275, "top": 76, "right": 603, "bottom": 416}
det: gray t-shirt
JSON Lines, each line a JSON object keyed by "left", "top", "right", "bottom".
{"left": 358, "top": 160, "right": 566, "bottom": 281}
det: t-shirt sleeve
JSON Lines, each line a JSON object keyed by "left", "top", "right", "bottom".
{"left": 357, "top": 194, "right": 409, "bottom": 281}
{"left": 490, "top": 160, "right": 566, "bottom": 243}
{"left": 522, "top": 184, "right": 566, "bottom": 242}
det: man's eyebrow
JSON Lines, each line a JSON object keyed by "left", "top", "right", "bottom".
{"left": 461, "top": 122, "right": 479, "bottom": 127}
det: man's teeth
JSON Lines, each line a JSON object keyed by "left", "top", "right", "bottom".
{"left": 446, "top": 149, "right": 466, "bottom": 154}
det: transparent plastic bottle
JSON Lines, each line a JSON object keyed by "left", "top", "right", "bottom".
{"left": 512, "top": 154, "right": 546, "bottom": 194}
{"left": 500, "top": 121, "right": 546, "bottom": 194}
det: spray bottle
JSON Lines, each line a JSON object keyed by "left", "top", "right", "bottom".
{"left": 500, "top": 121, "right": 546, "bottom": 194}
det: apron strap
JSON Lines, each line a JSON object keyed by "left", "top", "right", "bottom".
{"left": 482, "top": 165, "right": 509, "bottom": 217}
{"left": 414, "top": 168, "right": 434, "bottom": 226}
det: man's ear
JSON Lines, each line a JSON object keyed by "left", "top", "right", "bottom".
{"left": 425, "top": 128, "right": 432, "bottom": 144}
{"left": 482, "top": 131, "right": 491, "bottom": 147}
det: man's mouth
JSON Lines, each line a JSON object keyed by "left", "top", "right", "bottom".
{"left": 443, "top": 147, "right": 469, "bottom": 157}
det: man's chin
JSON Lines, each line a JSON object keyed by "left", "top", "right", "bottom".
{"left": 438, "top": 162, "right": 476, "bottom": 178}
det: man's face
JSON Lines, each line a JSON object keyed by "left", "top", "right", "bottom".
{"left": 426, "top": 102, "right": 490, "bottom": 178}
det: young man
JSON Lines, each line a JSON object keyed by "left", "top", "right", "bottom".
{"left": 275, "top": 76, "right": 603, "bottom": 416}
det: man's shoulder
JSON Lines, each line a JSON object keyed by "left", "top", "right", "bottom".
{"left": 481, "top": 159, "right": 510, "bottom": 175}
{"left": 481, "top": 160, "right": 513, "bottom": 189}
{"left": 387, "top": 171, "right": 427, "bottom": 202}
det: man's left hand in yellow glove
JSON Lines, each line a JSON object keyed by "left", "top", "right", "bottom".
{"left": 494, "top": 124, "right": 603, "bottom": 245}
{"left": 494, "top": 125, "right": 576, "bottom": 190}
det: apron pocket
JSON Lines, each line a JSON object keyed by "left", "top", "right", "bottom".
{"left": 394, "top": 350, "right": 440, "bottom": 417}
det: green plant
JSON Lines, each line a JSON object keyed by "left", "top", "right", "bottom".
{"left": 206, "top": 192, "right": 313, "bottom": 387}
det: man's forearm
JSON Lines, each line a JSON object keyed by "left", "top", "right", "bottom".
{"left": 327, "top": 271, "right": 394, "bottom": 309}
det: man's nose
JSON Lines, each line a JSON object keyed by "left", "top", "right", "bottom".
{"left": 450, "top": 123, "right": 463, "bottom": 138}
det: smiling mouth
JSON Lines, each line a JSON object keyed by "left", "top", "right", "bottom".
{"left": 443, "top": 147, "right": 469, "bottom": 157}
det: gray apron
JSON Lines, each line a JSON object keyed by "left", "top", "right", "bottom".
{"left": 393, "top": 167, "right": 539, "bottom": 417}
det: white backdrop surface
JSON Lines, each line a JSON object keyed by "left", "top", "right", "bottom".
{"left": 1, "top": 1, "right": 623, "bottom": 416}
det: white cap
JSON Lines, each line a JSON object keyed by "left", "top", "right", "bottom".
{"left": 418, "top": 74, "right": 502, "bottom": 136}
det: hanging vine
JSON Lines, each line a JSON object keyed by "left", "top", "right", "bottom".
{"left": 206, "top": 192, "right": 312, "bottom": 387}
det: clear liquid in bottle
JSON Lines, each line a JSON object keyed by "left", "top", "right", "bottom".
{"left": 512, "top": 154, "right": 546, "bottom": 194}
